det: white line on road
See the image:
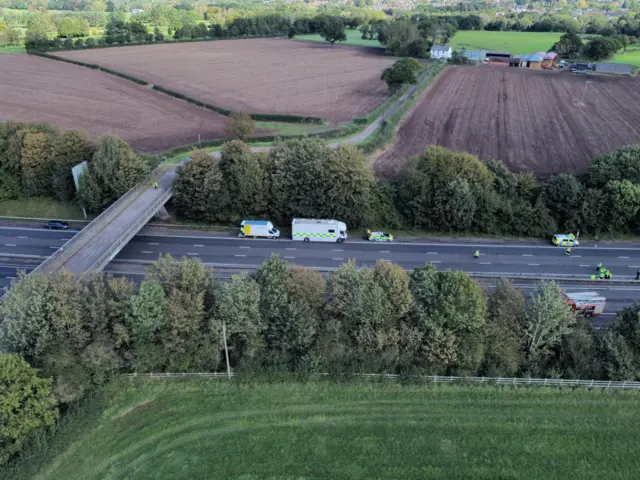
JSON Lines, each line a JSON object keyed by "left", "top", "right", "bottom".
{"left": 49, "top": 246, "right": 59, "bottom": 249}
{"left": 187, "top": 253, "right": 199, "bottom": 256}
{"left": 430, "top": 261, "right": 441, "bottom": 264}
{"left": 580, "top": 265, "right": 591, "bottom": 267}
{"left": 141, "top": 251, "right": 153, "bottom": 254}
{"left": 618, "top": 256, "right": 630, "bottom": 259}
{"left": 6, "top": 276, "right": 16, "bottom": 280}
{"left": 427, "top": 252, "right": 438, "bottom": 255}
{"left": 194, "top": 244, "right": 205, "bottom": 247}
{"left": 148, "top": 242, "right": 159, "bottom": 246}
{"left": 572, "top": 255, "right": 581, "bottom": 258}
{"left": 480, "top": 262, "right": 491, "bottom": 265}
{"left": 234, "top": 254, "right": 246, "bottom": 258}
{"left": 629, "top": 266, "right": 640, "bottom": 268}
{"left": 528, "top": 263, "right": 540, "bottom": 266}
{"left": 380, "top": 250, "right": 390, "bottom": 253}
{"left": 332, "top": 249, "right": 343, "bottom": 252}
{"left": 332, "top": 257, "right": 343, "bottom": 261}
{"left": 522, "top": 254, "right": 533, "bottom": 257}
{"left": 17, "top": 236, "right": 27, "bottom": 239}
{"left": 286, "top": 248, "right": 296, "bottom": 251}
{"left": 601, "top": 313, "right": 617, "bottom": 317}
{"left": 4, "top": 244, "right": 16, "bottom": 247}
{"left": 284, "top": 256, "right": 295, "bottom": 259}
{"left": 239, "top": 246, "right": 251, "bottom": 249}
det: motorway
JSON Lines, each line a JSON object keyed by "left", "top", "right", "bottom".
{"left": 2, "top": 226, "right": 640, "bottom": 327}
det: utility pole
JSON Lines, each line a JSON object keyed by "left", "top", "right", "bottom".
{"left": 222, "top": 322, "right": 231, "bottom": 380}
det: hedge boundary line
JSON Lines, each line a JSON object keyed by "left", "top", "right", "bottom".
{"left": 359, "top": 63, "right": 447, "bottom": 154}
{"left": 30, "top": 51, "right": 324, "bottom": 124}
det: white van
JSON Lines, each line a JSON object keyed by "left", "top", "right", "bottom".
{"left": 291, "top": 218, "right": 347, "bottom": 243}
{"left": 239, "top": 220, "right": 280, "bottom": 239}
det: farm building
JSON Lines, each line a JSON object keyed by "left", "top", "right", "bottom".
{"left": 519, "top": 54, "right": 543, "bottom": 69}
{"left": 595, "top": 63, "right": 633, "bottom": 75}
{"left": 430, "top": 45, "right": 452, "bottom": 59}
{"left": 541, "top": 52, "right": 558, "bottom": 68}
{"left": 460, "top": 49, "right": 487, "bottom": 64}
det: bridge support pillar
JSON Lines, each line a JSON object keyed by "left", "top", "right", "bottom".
{"left": 155, "top": 206, "right": 170, "bottom": 221}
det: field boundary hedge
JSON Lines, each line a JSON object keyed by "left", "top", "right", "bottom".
{"left": 30, "top": 51, "right": 325, "bottom": 124}
{"left": 359, "top": 63, "right": 447, "bottom": 154}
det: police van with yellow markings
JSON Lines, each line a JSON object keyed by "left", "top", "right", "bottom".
{"left": 292, "top": 218, "right": 347, "bottom": 243}
{"left": 552, "top": 233, "right": 579, "bottom": 247}
{"left": 366, "top": 230, "right": 393, "bottom": 242}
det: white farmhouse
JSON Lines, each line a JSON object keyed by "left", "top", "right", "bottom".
{"left": 430, "top": 45, "right": 452, "bottom": 60}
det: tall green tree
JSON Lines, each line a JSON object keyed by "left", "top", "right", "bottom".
{"left": 224, "top": 112, "right": 256, "bottom": 141}
{"left": 173, "top": 151, "right": 224, "bottom": 223}
{"left": 520, "top": 281, "right": 576, "bottom": 365}
{"left": 318, "top": 15, "right": 346, "bottom": 44}
{"left": 381, "top": 57, "right": 423, "bottom": 93}
{"left": 20, "top": 130, "right": 56, "bottom": 197}
{"left": 79, "top": 135, "right": 150, "bottom": 212}
{"left": 550, "top": 32, "right": 583, "bottom": 58}
{"left": 50, "top": 130, "right": 94, "bottom": 201}
{"left": 0, "top": 353, "right": 58, "bottom": 466}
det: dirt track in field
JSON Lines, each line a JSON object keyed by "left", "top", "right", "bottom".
{"left": 374, "top": 67, "right": 640, "bottom": 177}
{"left": 0, "top": 54, "right": 235, "bottom": 152}
{"left": 53, "top": 39, "right": 395, "bottom": 123}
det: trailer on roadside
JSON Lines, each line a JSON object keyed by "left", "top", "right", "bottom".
{"left": 291, "top": 218, "right": 347, "bottom": 243}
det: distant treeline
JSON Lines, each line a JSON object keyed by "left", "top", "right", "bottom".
{"left": 173, "top": 137, "right": 640, "bottom": 237}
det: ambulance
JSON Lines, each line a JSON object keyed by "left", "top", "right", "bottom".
{"left": 291, "top": 218, "right": 347, "bottom": 243}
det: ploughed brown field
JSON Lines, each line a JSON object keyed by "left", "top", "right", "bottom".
{"left": 375, "top": 67, "right": 640, "bottom": 177}
{"left": 53, "top": 39, "right": 395, "bottom": 123}
{"left": 0, "top": 54, "right": 235, "bottom": 152}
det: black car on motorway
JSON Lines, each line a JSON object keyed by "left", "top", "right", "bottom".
{"left": 44, "top": 221, "right": 70, "bottom": 230}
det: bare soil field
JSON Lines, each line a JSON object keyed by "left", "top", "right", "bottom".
{"left": 374, "top": 67, "right": 640, "bottom": 177}
{"left": 0, "top": 54, "right": 234, "bottom": 152}
{"left": 53, "top": 39, "right": 395, "bottom": 123}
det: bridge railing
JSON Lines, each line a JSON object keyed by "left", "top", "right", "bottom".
{"left": 82, "top": 186, "right": 173, "bottom": 277}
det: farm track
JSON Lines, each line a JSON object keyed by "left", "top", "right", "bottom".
{"left": 0, "top": 54, "right": 242, "bottom": 152}
{"left": 374, "top": 67, "right": 640, "bottom": 177}
{"left": 52, "top": 39, "right": 396, "bottom": 123}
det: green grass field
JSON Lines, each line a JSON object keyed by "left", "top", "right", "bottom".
{"left": 11, "top": 379, "right": 640, "bottom": 480}
{"left": 296, "top": 28, "right": 384, "bottom": 48}
{"left": 0, "top": 44, "right": 26, "bottom": 54}
{"left": 450, "top": 30, "right": 561, "bottom": 55}
{"left": 0, "top": 197, "right": 85, "bottom": 219}
{"left": 606, "top": 45, "right": 640, "bottom": 67}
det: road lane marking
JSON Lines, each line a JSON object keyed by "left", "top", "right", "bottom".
{"left": 572, "top": 255, "right": 581, "bottom": 258}
{"left": 580, "top": 265, "right": 591, "bottom": 267}
{"left": 148, "top": 242, "right": 159, "bottom": 246}
{"left": 618, "top": 256, "right": 630, "bottom": 259}
{"left": 430, "top": 261, "right": 441, "bottom": 264}
{"left": 17, "top": 236, "right": 28, "bottom": 239}
{"left": 480, "top": 262, "right": 491, "bottom": 265}
{"left": 332, "top": 249, "right": 343, "bottom": 252}
{"left": 141, "top": 251, "right": 153, "bottom": 254}
{"left": 286, "top": 248, "right": 296, "bottom": 251}
{"left": 332, "top": 257, "right": 343, "bottom": 261}
{"left": 239, "top": 246, "right": 251, "bottom": 249}
{"left": 194, "top": 244, "right": 205, "bottom": 247}
{"left": 629, "top": 266, "right": 640, "bottom": 268}
{"left": 4, "top": 244, "right": 16, "bottom": 247}
{"left": 522, "top": 254, "right": 533, "bottom": 257}
{"left": 380, "top": 250, "right": 390, "bottom": 253}
{"left": 284, "top": 256, "right": 295, "bottom": 259}
{"left": 187, "top": 253, "right": 199, "bottom": 256}
{"left": 49, "top": 246, "right": 59, "bottom": 249}
{"left": 528, "top": 263, "right": 540, "bottom": 266}
{"left": 234, "top": 254, "right": 246, "bottom": 258}
{"left": 427, "top": 252, "right": 438, "bottom": 255}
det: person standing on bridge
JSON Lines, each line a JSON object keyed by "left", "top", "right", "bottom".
{"left": 474, "top": 249, "right": 480, "bottom": 259}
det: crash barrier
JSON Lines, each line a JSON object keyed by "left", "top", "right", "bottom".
{"left": 123, "top": 372, "right": 640, "bottom": 390}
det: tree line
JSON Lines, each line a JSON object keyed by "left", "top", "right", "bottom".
{"left": 2, "top": 254, "right": 640, "bottom": 466}
{"left": 173, "top": 137, "right": 640, "bottom": 237}
{"left": 0, "top": 122, "right": 153, "bottom": 211}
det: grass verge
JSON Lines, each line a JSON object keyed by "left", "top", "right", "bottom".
{"left": 6, "top": 378, "right": 640, "bottom": 480}
{"left": 0, "top": 197, "right": 85, "bottom": 220}
{"left": 0, "top": 44, "right": 26, "bottom": 54}
{"left": 449, "top": 30, "right": 562, "bottom": 55}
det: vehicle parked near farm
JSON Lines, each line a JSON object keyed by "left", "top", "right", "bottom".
{"left": 238, "top": 220, "right": 280, "bottom": 239}
{"left": 292, "top": 218, "right": 347, "bottom": 243}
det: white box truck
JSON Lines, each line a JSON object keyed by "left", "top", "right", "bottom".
{"left": 291, "top": 218, "right": 347, "bottom": 243}
{"left": 239, "top": 220, "right": 280, "bottom": 239}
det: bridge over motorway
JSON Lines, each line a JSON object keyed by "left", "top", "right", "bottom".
{"left": 27, "top": 66, "right": 431, "bottom": 278}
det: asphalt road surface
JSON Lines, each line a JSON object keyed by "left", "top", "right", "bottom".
{"left": 2, "top": 226, "right": 640, "bottom": 328}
